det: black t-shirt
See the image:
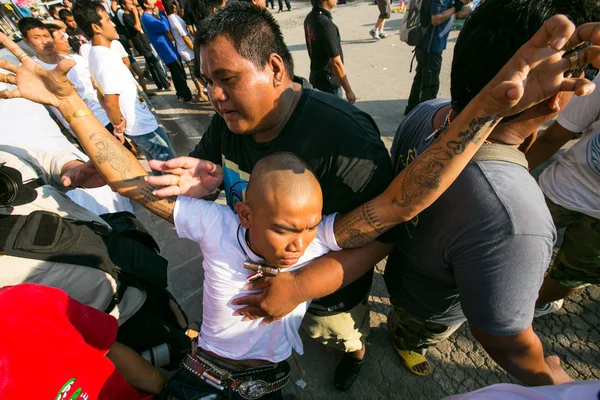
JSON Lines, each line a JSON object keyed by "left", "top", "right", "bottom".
{"left": 304, "top": 7, "right": 343, "bottom": 92}
{"left": 122, "top": 13, "right": 153, "bottom": 58}
{"left": 189, "top": 88, "right": 395, "bottom": 312}
{"left": 65, "top": 27, "right": 88, "bottom": 54}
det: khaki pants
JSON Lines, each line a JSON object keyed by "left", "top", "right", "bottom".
{"left": 302, "top": 297, "right": 371, "bottom": 353}
{"left": 387, "top": 299, "right": 461, "bottom": 354}
{"left": 546, "top": 198, "right": 600, "bottom": 289}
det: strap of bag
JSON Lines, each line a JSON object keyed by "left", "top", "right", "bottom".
{"left": 0, "top": 210, "right": 168, "bottom": 289}
{"left": 471, "top": 143, "right": 529, "bottom": 169}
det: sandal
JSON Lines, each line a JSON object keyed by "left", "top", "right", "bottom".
{"left": 392, "top": 343, "right": 431, "bottom": 376}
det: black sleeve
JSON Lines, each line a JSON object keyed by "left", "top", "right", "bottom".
{"left": 188, "top": 114, "right": 223, "bottom": 164}
{"left": 68, "top": 37, "right": 81, "bottom": 54}
{"left": 320, "top": 22, "right": 341, "bottom": 59}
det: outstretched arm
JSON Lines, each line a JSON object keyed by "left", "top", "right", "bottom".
{"left": 334, "top": 16, "right": 600, "bottom": 249}
{"left": 0, "top": 32, "right": 176, "bottom": 223}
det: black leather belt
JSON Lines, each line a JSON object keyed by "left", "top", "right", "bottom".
{"left": 182, "top": 348, "right": 290, "bottom": 399}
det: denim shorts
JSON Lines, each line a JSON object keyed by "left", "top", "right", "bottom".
{"left": 128, "top": 127, "right": 176, "bottom": 175}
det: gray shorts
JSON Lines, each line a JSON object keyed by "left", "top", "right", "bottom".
{"left": 376, "top": 0, "right": 391, "bottom": 19}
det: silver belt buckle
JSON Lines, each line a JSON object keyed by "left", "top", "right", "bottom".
{"left": 237, "top": 379, "right": 270, "bottom": 400}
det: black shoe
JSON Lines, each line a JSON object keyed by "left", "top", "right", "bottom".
{"left": 334, "top": 353, "right": 365, "bottom": 392}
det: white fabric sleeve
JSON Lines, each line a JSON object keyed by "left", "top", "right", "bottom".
{"left": 95, "top": 58, "right": 126, "bottom": 95}
{"left": 170, "top": 15, "right": 187, "bottom": 37}
{"left": 316, "top": 213, "right": 342, "bottom": 252}
{"left": 174, "top": 196, "right": 224, "bottom": 244}
{"left": 557, "top": 75, "right": 600, "bottom": 133}
{"left": 111, "top": 40, "right": 129, "bottom": 59}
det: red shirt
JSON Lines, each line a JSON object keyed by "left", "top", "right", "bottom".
{"left": 0, "top": 284, "right": 151, "bottom": 400}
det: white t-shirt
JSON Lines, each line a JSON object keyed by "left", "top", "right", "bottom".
{"left": 174, "top": 196, "right": 341, "bottom": 363}
{"left": 538, "top": 75, "right": 600, "bottom": 220}
{"left": 79, "top": 40, "right": 128, "bottom": 62}
{"left": 88, "top": 45, "right": 158, "bottom": 136}
{"left": 167, "top": 14, "right": 194, "bottom": 62}
{"left": 33, "top": 54, "right": 111, "bottom": 131}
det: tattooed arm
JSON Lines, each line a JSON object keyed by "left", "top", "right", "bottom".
{"left": 58, "top": 95, "right": 176, "bottom": 223}
{"left": 333, "top": 16, "right": 600, "bottom": 249}
{"left": 334, "top": 114, "right": 499, "bottom": 248}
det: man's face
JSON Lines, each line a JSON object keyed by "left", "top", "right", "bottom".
{"left": 95, "top": 9, "right": 119, "bottom": 41}
{"left": 51, "top": 30, "right": 72, "bottom": 54}
{"left": 199, "top": 35, "right": 281, "bottom": 135}
{"left": 244, "top": 194, "right": 323, "bottom": 268}
{"left": 64, "top": 16, "right": 77, "bottom": 29}
{"left": 25, "top": 27, "right": 54, "bottom": 56}
{"left": 144, "top": 0, "right": 156, "bottom": 10}
{"left": 253, "top": 0, "right": 267, "bottom": 8}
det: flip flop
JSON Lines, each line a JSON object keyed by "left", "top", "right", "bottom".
{"left": 392, "top": 344, "right": 431, "bottom": 376}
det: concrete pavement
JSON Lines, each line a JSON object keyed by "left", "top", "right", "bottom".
{"left": 134, "top": 1, "right": 600, "bottom": 398}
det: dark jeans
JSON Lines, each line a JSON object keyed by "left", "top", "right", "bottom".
{"left": 278, "top": 0, "right": 290, "bottom": 10}
{"left": 167, "top": 60, "right": 193, "bottom": 101}
{"left": 267, "top": 0, "right": 274, "bottom": 7}
{"left": 145, "top": 54, "right": 171, "bottom": 90}
{"left": 406, "top": 47, "right": 443, "bottom": 114}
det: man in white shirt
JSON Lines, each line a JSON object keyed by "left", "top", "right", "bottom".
{"left": 163, "top": 0, "right": 204, "bottom": 99}
{"left": 72, "top": 1, "right": 176, "bottom": 168}
{"left": 526, "top": 74, "right": 600, "bottom": 317}
{"left": 17, "top": 18, "right": 114, "bottom": 137}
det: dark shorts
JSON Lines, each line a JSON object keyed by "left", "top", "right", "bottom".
{"left": 376, "top": 0, "right": 391, "bottom": 19}
{"left": 546, "top": 197, "right": 600, "bottom": 288}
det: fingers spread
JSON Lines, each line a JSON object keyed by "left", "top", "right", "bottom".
{"left": 530, "top": 15, "right": 574, "bottom": 51}
{"left": 0, "top": 88, "right": 22, "bottom": 100}
{"left": 559, "top": 77, "right": 595, "bottom": 97}
{"left": 55, "top": 58, "right": 77, "bottom": 76}
{"left": 0, "top": 58, "right": 18, "bottom": 74}
{"left": 148, "top": 159, "right": 168, "bottom": 171}
{"left": 231, "top": 293, "right": 262, "bottom": 307}
{"left": 235, "top": 306, "right": 267, "bottom": 318}
{"left": 151, "top": 185, "right": 181, "bottom": 197}
{"left": 0, "top": 32, "right": 31, "bottom": 63}
{"left": 166, "top": 156, "right": 201, "bottom": 170}
{"left": 570, "top": 22, "right": 600, "bottom": 50}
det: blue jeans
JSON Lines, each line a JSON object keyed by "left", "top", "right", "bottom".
{"left": 128, "top": 127, "right": 176, "bottom": 175}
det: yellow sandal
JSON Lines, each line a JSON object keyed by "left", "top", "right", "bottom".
{"left": 392, "top": 344, "right": 431, "bottom": 376}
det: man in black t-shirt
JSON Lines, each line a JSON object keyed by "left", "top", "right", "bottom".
{"left": 304, "top": 0, "right": 355, "bottom": 103}
{"left": 148, "top": 3, "right": 394, "bottom": 391}
{"left": 58, "top": 9, "right": 89, "bottom": 54}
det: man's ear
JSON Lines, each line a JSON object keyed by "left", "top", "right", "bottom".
{"left": 236, "top": 202, "right": 252, "bottom": 228}
{"left": 267, "top": 53, "right": 285, "bottom": 87}
{"left": 91, "top": 22, "right": 103, "bottom": 36}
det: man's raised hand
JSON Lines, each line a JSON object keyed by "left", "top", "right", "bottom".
{"left": 0, "top": 32, "right": 77, "bottom": 107}
{"left": 146, "top": 157, "right": 224, "bottom": 198}
{"left": 475, "top": 16, "right": 600, "bottom": 118}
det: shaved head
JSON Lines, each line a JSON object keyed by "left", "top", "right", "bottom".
{"left": 236, "top": 152, "right": 324, "bottom": 268}
{"left": 246, "top": 152, "right": 322, "bottom": 206}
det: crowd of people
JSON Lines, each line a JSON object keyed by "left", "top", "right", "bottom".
{"left": 0, "top": 0, "right": 599, "bottom": 399}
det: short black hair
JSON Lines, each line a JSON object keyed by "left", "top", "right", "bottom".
{"left": 195, "top": 2, "right": 293, "bottom": 78}
{"left": 48, "top": 4, "right": 63, "bottom": 15}
{"left": 162, "top": 0, "right": 177, "bottom": 15}
{"left": 451, "top": 0, "right": 600, "bottom": 114}
{"left": 139, "top": 0, "right": 153, "bottom": 10}
{"left": 72, "top": 0, "right": 105, "bottom": 38}
{"left": 186, "top": 0, "right": 223, "bottom": 25}
{"left": 58, "top": 8, "right": 73, "bottom": 21}
{"left": 17, "top": 17, "right": 47, "bottom": 38}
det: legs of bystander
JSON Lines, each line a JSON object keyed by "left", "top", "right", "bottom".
{"left": 145, "top": 54, "right": 171, "bottom": 90}
{"left": 167, "top": 60, "right": 193, "bottom": 102}
{"left": 127, "top": 127, "right": 176, "bottom": 175}
{"left": 406, "top": 47, "right": 443, "bottom": 115}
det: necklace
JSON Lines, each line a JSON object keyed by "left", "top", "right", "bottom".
{"left": 236, "top": 225, "right": 280, "bottom": 279}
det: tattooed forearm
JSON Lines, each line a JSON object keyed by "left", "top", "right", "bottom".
{"left": 393, "top": 115, "right": 497, "bottom": 208}
{"left": 446, "top": 116, "right": 494, "bottom": 154}
{"left": 89, "top": 131, "right": 132, "bottom": 179}
{"left": 334, "top": 199, "right": 392, "bottom": 249}
{"left": 122, "top": 176, "right": 175, "bottom": 223}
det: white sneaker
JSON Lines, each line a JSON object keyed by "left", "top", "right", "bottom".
{"left": 370, "top": 29, "right": 380, "bottom": 40}
{"left": 379, "top": 31, "right": 390, "bottom": 39}
{"left": 534, "top": 299, "right": 564, "bottom": 318}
